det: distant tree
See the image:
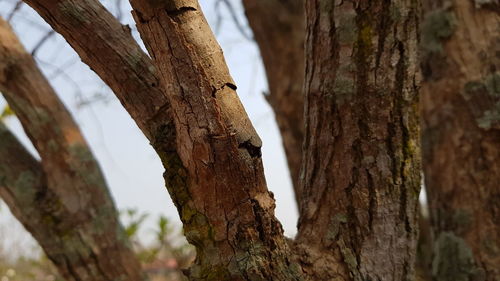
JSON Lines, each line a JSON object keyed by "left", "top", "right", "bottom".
{"left": 420, "top": 1, "right": 500, "bottom": 280}
{"left": 0, "top": 17, "right": 143, "bottom": 281}
{"left": 242, "top": 0, "right": 305, "bottom": 199}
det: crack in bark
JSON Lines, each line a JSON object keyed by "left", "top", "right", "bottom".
{"left": 165, "top": 6, "right": 197, "bottom": 17}
{"left": 238, "top": 139, "right": 262, "bottom": 158}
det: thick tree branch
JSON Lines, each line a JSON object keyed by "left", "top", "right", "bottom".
{"left": 21, "top": 0, "right": 170, "bottom": 139}
{"left": 16, "top": 0, "right": 301, "bottom": 278}
{"left": 128, "top": 0, "right": 302, "bottom": 279}
{"left": 0, "top": 18, "right": 143, "bottom": 281}
{"left": 242, "top": 0, "right": 305, "bottom": 202}
{"left": 0, "top": 122, "right": 45, "bottom": 222}
{"left": 17, "top": 5, "right": 190, "bottom": 251}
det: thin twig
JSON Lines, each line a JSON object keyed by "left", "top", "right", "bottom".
{"left": 214, "top": 0, "right": 253, "bottom": 41}
{"left": 115, "top": 0, "right": 123, "bottom": 21}
{"left": 31, "top": 30, "right": 55, "bottom": 56}
{"left": 7, "top": 0, "right": 23, "bottom": 22}
{"left": 214, "top": 0, "right": 223, "bottom": 35}
{"left": 35, "top": 58, "right": 84, "bottom": 99}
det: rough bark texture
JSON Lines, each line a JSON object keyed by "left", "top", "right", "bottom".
{"left": 297, "top": 1, "right": 421, "bottom": 280}
{"left": 242, "top": 0, "right": 305, "bottom": 197}
{"left": 0, "top": 18, "right": 143, "bottom": 281}
{"left": 128, "top": 1, "right": 305, "bottom": 280}
{"left": 16, "top": 0, "right": 426, "bottom": 280}
{"left": 420, "top": 1, "right": 500, "bottom": 280}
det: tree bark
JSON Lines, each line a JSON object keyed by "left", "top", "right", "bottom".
{"left": 21, "top": 0, "right": 170, "bottom": 139}
{"left": 16, "top": 0, "right": 425, "bottom": 280}
{"left": 127, "top": 1, "right": 305, "bottom": 280}
{"left": 242, "top": 0, "right": 305, "bottom": 197}
{"left": 0, "top": 18, "right": 143, "bottom": 281}
{"left": 18, "top": 3, "right": 190, "bottom": 263}
{"left": 420, "top": 1, "right": 500, "bottom": 280}
{"left": 297, "top": 1, "right": 422, "bottom": 280}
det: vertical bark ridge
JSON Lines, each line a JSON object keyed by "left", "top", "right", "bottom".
{"left": 242, "top": 0, "right": 306, "bottom": 199}
{"left": 128, "top": 1, "right": 304, "bottom": 280}
{"left": 0, "top": 18, "right": 143, "bottom": 281}
{"left": 297, "top": 1, "right": 421, "bottom": 280}
{"left": 421, "top": 1, "right": 500, "bottom": 280}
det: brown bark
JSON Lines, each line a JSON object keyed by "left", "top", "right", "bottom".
{"left": 128, "top": 1, "right": 304, "bottom": 280}
{"left": 242, "top": 0, "right": 305, "bottom": 197}
{"left": 21, "top": 0, "right": 170, "bottom": 140}
{"left": 0, "top": 18, "right": 143, "bottom": 281}
{"left": 18, "top": 3, "right": 185, "bottom": 256}
{"left": 420, "top": 1, "right": 500, "bottom": 280}
{"left": 297, "top": 1, "right": 422, "bottom": 280}
{"left": 17, "top": 0, "right": 424, "bottom": 280}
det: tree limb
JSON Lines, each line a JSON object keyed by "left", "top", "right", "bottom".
{"left": 128, "top": 1, "right": 302, "bottom": 279}
{"left": 21, "top": 0, "right": 171, "bottom": 139}
{"left": 0, "top": 17, "right": 143, "bottom": 281}
{"left": 242, "top": 0, "right": 305, "bottom": 203}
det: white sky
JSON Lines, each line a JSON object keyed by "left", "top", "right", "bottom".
{"left": 0, "top": 0, "right": 299, "bottom": 255}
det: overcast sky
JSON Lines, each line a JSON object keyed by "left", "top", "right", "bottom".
{"left": 0, "top": 0, "right": 299, "bottom": 255}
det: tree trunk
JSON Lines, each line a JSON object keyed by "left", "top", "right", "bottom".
{"left": 296, "top": 1, "right": 422, "bottom": 280}
{"left": 242, "top": 0, "right": 305, "bottom": 198}
{"left": 420, "top": 1, "right": 500, "bottom": 280}
{"left": 0, "top": 18, "right": 143, "bottom": 281}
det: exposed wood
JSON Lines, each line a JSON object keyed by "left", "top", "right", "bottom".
{"left": 421, "top": 0, "right": 500, "bottom": 279}
{"left": 297, "top": 1, "right": 422, "bottom": 280}
{"left": 0, "top": 17, "right": 143, "bottom": 281}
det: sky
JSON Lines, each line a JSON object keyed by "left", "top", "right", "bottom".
{"left": 0, "top": 0, "right": 300, "bottom": 255}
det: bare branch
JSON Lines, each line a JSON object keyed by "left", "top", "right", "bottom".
{"left": 6, "top": 0, "right": 23, "bottom": 22}
{"left": 115, "top": 0, "right": 123, "bottom": 21}
{"left": 30, "top": 29, "right": 54, "bottom": 55}
{"left": 128, "top": 1, "right": 300, "bottom": 279}
{"left": 214, "top": 0, "right": 253, "bottom": 41}
{"left": 22, "top": 0, "right": 170, "bottom": 139}
{"left": 0, "top": 17, "right": 143, "bottom": 281}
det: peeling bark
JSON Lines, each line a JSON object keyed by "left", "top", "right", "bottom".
{"left": 242, "top": 0, "right": 305, "bottom": 198}
{"left": 0, "top": 18, "right": 143, "bottom": 281}
{"left": 297, "top": 1, "right": 422, "bottom": 280}
{"left": 421, "top": 1, "right": 500, "bottom": 280}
